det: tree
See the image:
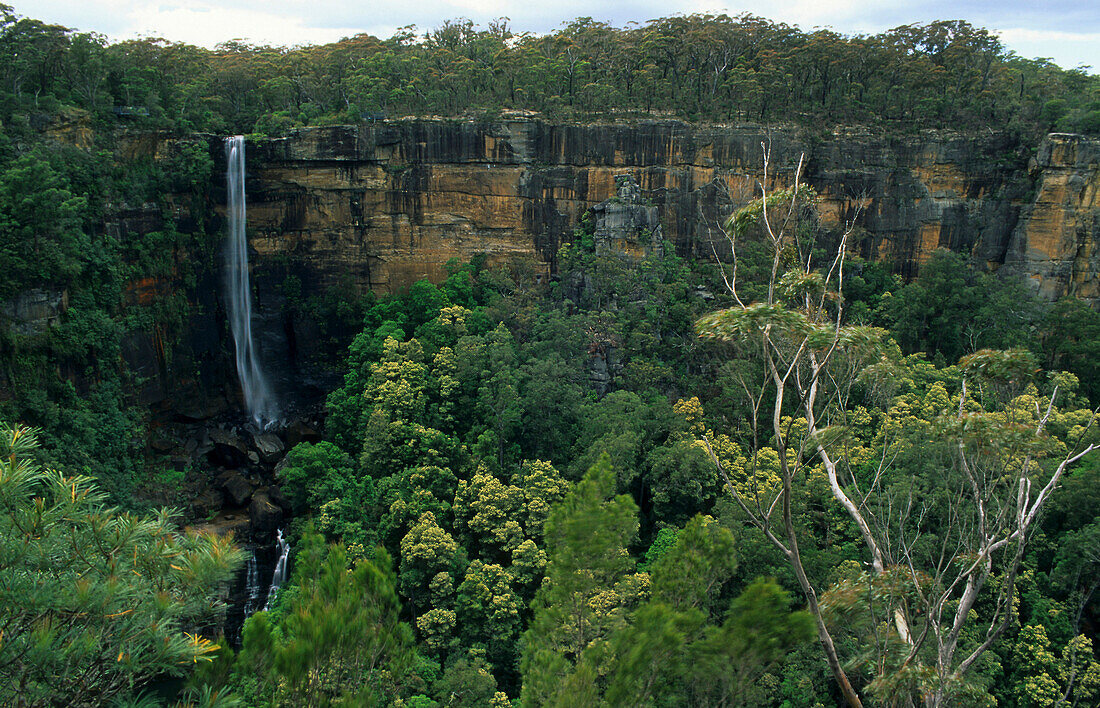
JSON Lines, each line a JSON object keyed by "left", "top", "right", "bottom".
{"left": 0, "top": 424, "right": 243, "bottom": 706}
{"left": 520, "top": 453, "right": 644, "bottom": 706}
{"left": 400, "top": 511, "right": 462, "bottom": 616}
{"left": 233, "top": 533, "right": 415, "bottom": 706}
{"left": 276, "top": 441, "right": 356, "bottom": 514}
{"left": 1039, "top": 297, "right": 1100, "bottom": 400}
{"left": 696, "top": 147, "right": 1100, "bottom": 706}
{"left": 0, "top": 152, "right": 89, "bottom": 299}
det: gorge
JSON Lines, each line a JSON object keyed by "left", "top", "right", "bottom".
{"left": 6, "top": 10, "right": 1100, "bottom": 704}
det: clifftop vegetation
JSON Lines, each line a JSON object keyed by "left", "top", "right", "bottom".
{"left": 1, "top": 6, "right": 1098, "bottom": 140}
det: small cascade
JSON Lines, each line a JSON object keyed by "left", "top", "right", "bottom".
{"left": 264, "top": 529, "right": 291, "bottom": 611}
{"left": 225, "top": 136, "right": 279, "bottom": 428}
{"left": 241, "top": 554, "right": 262, "bottom": 617}
{"left": 226, "top": 530, "right": 292, "bottom": 646}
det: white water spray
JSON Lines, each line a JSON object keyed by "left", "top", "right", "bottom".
{"left": 241, "top": 554, "right": 262, "bottom": 617}
{"left": 264, "top": 529, "right": 290, "bottom": 611}
{"left": 225, "top": 136, "right": 278, "bottom": 427}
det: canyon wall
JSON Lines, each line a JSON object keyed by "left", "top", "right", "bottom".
{"left": 226, "top": 119, "right": 1097, "bottom": 304}
{"left": 81, "top": 120, "right": 1100, "bottom": 418}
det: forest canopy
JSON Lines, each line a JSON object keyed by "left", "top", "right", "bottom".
{"left": 0, "top": 6, "right": 1098, "bottom": 139}
{"left": 2, "top": 3, "right": 1100, "bottom": 706}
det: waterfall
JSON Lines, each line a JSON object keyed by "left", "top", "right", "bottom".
{"left": 241, "top": 554, "right": 262, "bottom": 617}
{"left": 227, "top": 534, "right": 290, "bottom": 646}
{"left": 225, "top": 136, "right": 278, "bottom": 428}
{"left": 264, "top": 529, "right": 291, "bottom": 611}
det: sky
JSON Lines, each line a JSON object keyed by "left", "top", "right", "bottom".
{"left": 17, "top": 0, "right": 1100, "bottom": 74}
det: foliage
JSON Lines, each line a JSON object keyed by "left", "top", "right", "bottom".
{"left": 229, "top": 532, "right": 416, "bottom": 706}
{"left": 695, "top": 153, "right": 1100, "bottom": 707}
{"left": 0, "top": 424, "right": 244, "bottom": 706}
{"left": 520, "top": 453, "right": 643, "bottom": 706}
{"left": 3, "top": 7, "right": 1097, "bottom": 137}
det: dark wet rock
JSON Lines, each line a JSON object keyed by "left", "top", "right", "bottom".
{"left": 149, "top": 433, "right": 176, "bottom": 453}
{"left": 173, "top": 397, "right": 228, "bottom": 421}
{"left": 251, "top": 431, "right": 285, "bottom": 464}
{"left": 208, "top": 428, "right": 251, "bottom": 467}
{"left": 272, "top": 454, "right": 290, "bottom": 479}
{"left": 266, "top": 485, "right": 292, "bottom": 512}
{"left": 216, "top": 470, "right": 253, "bottom": 507}
{"left": 285, "top": 419, "right": 321, "bottom": 446}
{"left": 249, "top": 489, "right": 283, "bottom": 534}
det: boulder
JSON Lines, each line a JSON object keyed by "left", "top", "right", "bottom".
{"left": 285, "top": 419, "right": 321, "bottom": 446}
{"left": 249, "top": 489, "right": 283, "bottom": 535}
{"left": 149, "top": 433, "right": 176, "bottom": 453}
{"left": 266, "top": 485, "right": 292, "bottom": 512}
{"left": 208, "top": 427, "right": 251, "bottom": 467}
{"left": 216, "top": 470, "right": 253, "bottom": 507}
{"left": 251, "top": 431, "right": 285, "bottom": 464}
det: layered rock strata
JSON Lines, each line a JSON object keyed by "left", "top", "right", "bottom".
{"left": 228, "top": 120, "right": 1096, "bottom": 302}
{"left": 21, "top": 120, "right": 1099, "bottom": 421}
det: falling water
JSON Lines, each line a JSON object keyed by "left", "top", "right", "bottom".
{"left": 225, "top": 136, "right": 278, "bottom": 428}
{"left": 241, "top": 554, "right": 262, "bottom": 617}
{"left": 227, "top": 535, "right": 290, "bottom": 646}
{"left": 264, "top": 529, "right": 291, "bottom": 611}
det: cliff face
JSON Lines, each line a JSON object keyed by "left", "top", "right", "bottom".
{"left": 63, "top": 120, "right": 1100, "bottom": 419}
{"left": 232, "top": 119, "right": 1088, "bottom": 300}
{"left": 1002, "top": 134, "right": 1100, "bottom": 301}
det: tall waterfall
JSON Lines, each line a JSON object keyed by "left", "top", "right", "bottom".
{"left": 225, "top": 136, "right": 278, "bottom": 428}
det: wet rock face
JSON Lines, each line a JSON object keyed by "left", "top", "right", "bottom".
{"left": 2, "top": 289, "right": 68, "bottom": 336}
{"left": 230, "top": 120, "right": 1098, "bottom": 304}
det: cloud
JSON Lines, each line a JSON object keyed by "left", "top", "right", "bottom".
{"left": 122, "top": 4, "right": 361, "bottom": 47}
{"left": 997, "top": 28, "right": 1100, "bottom": 44}
{"left": 995, "top": 28, "right": 1100, "bottom": 69}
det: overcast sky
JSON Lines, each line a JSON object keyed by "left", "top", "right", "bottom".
{"left": 17, "top": 1, "right": 1100, "bottom": 74}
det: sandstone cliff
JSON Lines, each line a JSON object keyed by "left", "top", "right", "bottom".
{"left": 66, "top": 120, "right": 1100, "bottom": 418}
{"left": 1002, "top": 134, "right": 1100, "bottom": 302}
{"left": 229, "top": 119, "right": 1086, "bottom": 301}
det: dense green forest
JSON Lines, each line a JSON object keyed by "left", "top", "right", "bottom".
{"left": 2, "top": 4, "right": 1100, "bottom": 707}
{"left": 1, "top": 5, "right": 1098, "bottom": 137}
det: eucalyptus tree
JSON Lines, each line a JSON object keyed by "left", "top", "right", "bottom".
{"left": 696, "top": 145, "right": 1100, "bottom": 706}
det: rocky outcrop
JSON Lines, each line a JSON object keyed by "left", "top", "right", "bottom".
{"left": 220, "top": 120, "right": 1097, "bottom": 304}
{"left": 1002, "top": 134, "right": 1100, "bottom": 302}
{"left": 591, "top": 175, "right": 664, "bottom": 258}
{"left": 2, "top": 289, "right": 68, "bottom": 336}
